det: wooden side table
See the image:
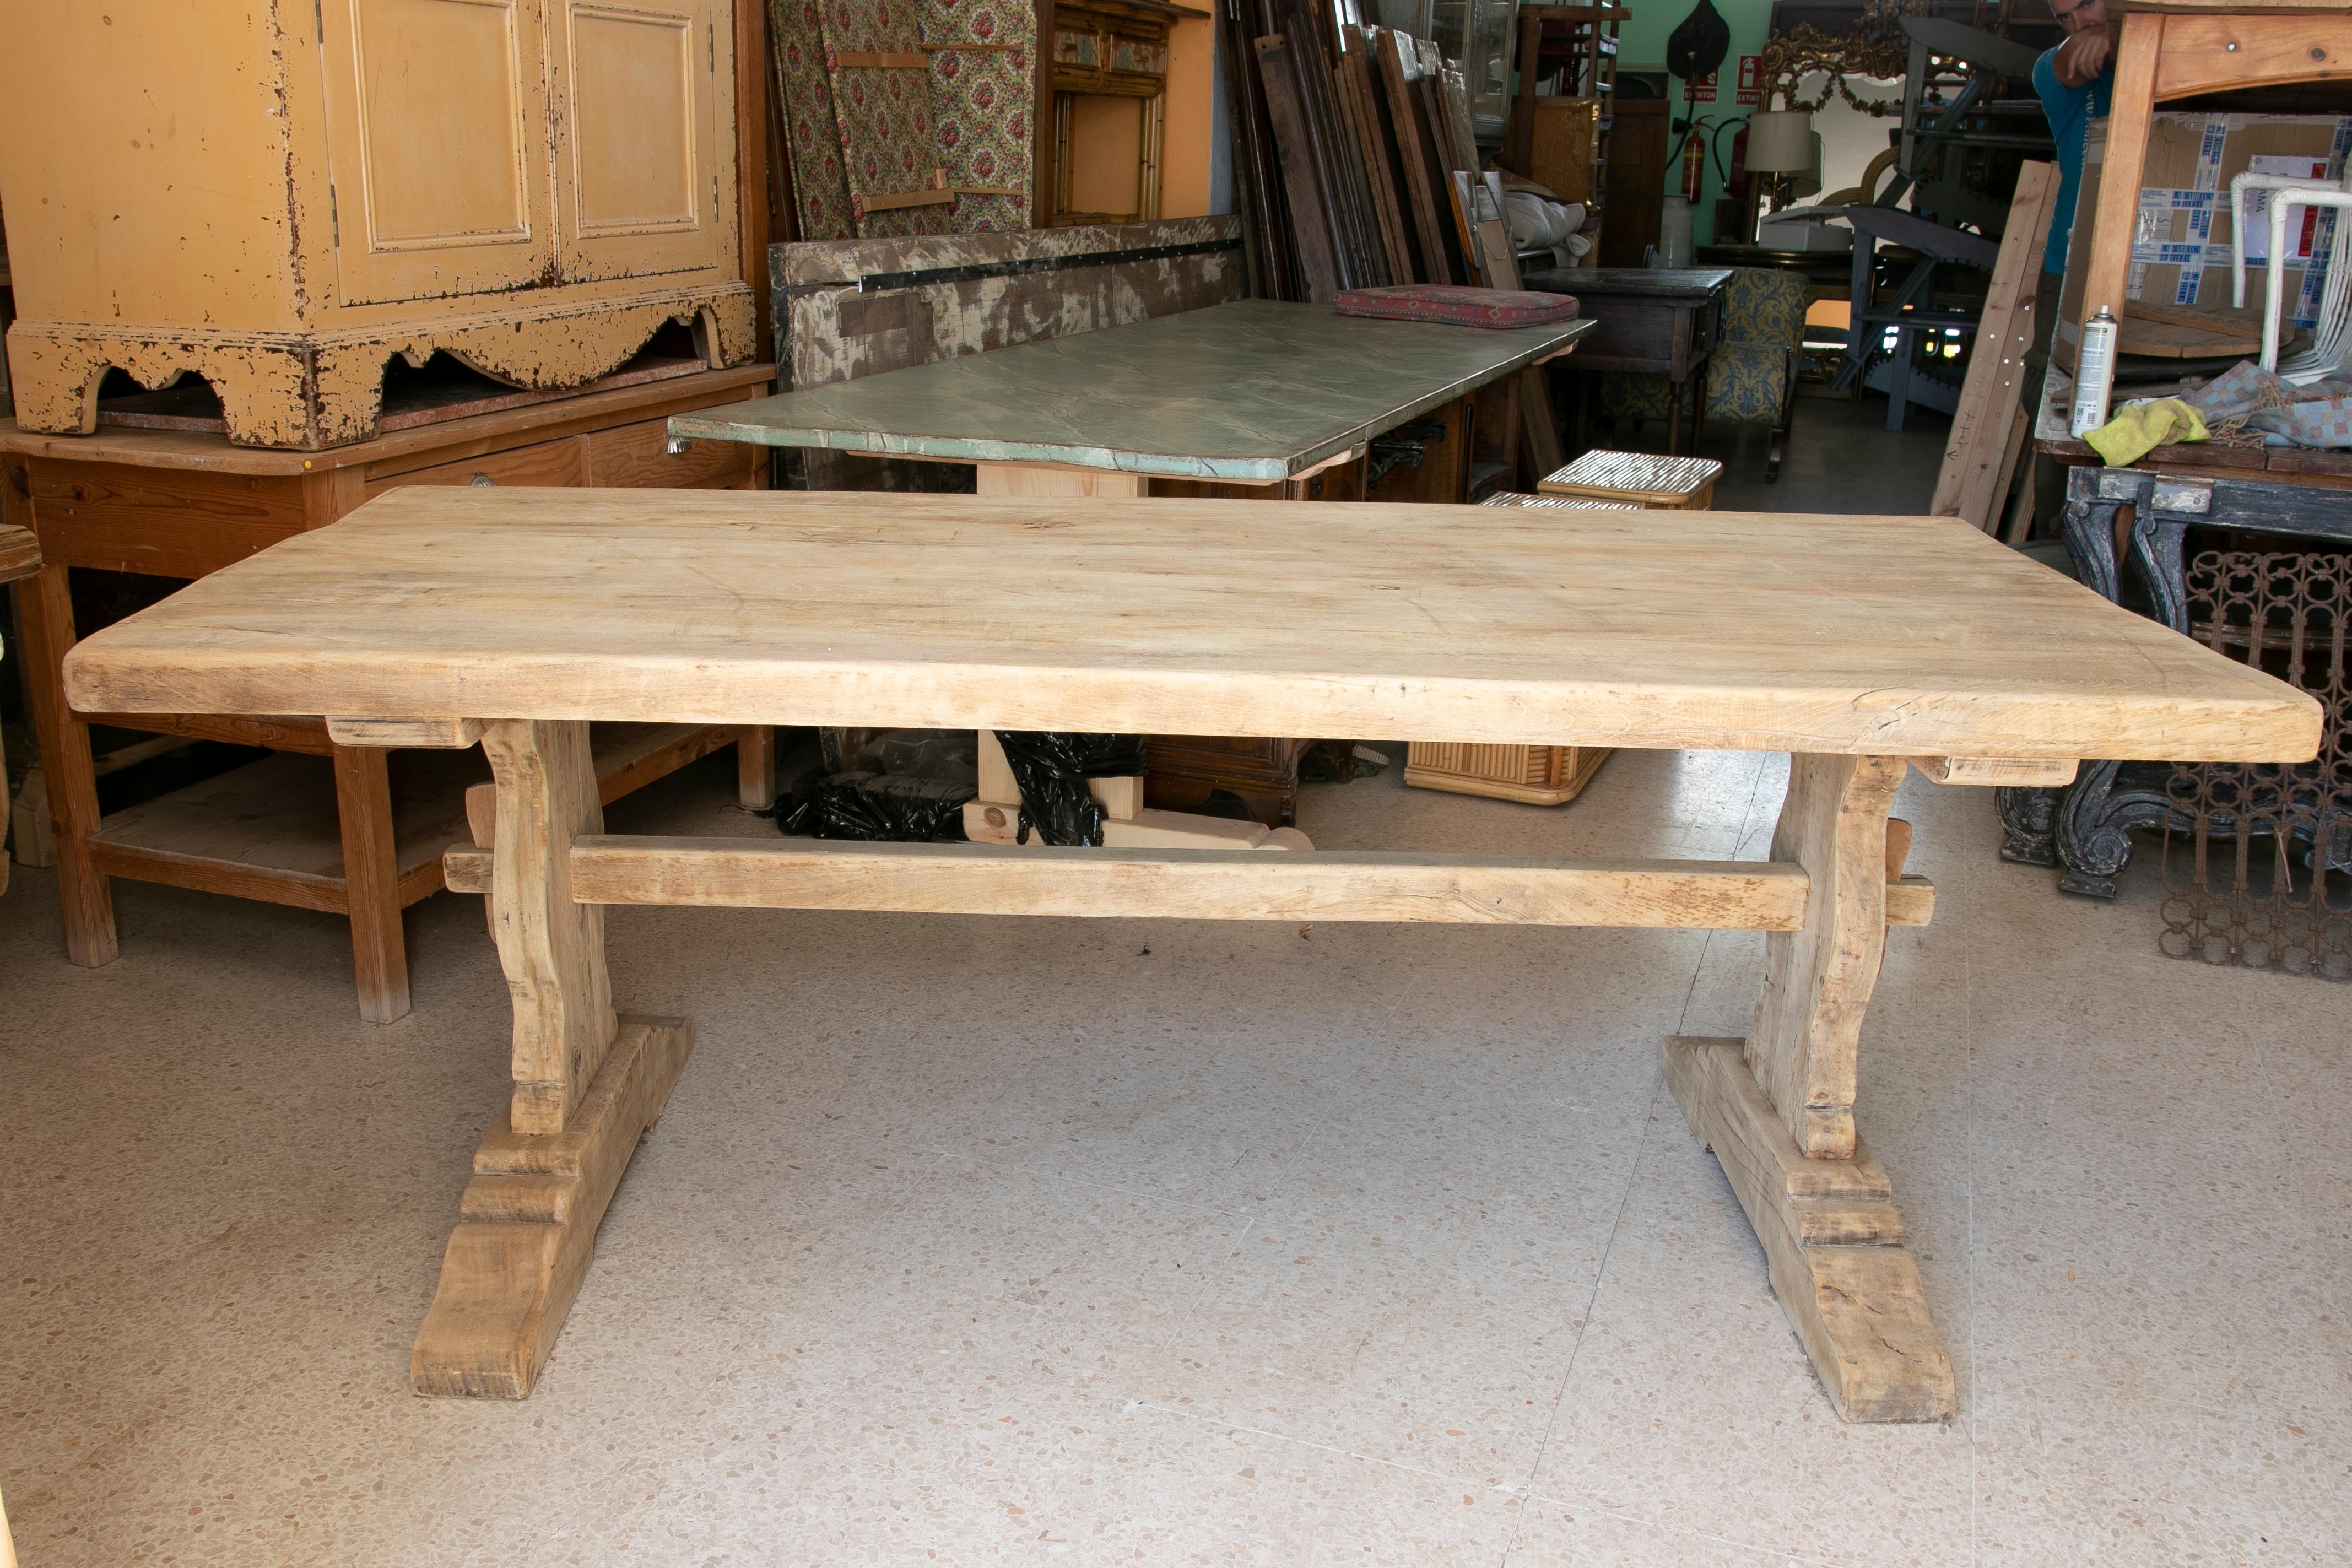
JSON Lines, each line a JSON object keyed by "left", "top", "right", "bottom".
{"left": 2081, "top": 2, "right": 2352, "bottom": 339}
{"left": 1518, "top": 267, "right": 1732, "bottom": 456}
{"left": 1, "top": 363, "right": 779, "bottom": 1021}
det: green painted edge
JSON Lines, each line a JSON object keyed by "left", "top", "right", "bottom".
{"left": 668, "top": 317, "right": 1594, "bottom": 483}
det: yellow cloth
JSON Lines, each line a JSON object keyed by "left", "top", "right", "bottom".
{"left": 2085, "top": 398, "right": 2209, "bottom": 466}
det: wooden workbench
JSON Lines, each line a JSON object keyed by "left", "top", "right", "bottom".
{"left": 2080, "top": 1, "right": 2352, "bottom": 339}
{"left": 60, "top": 488, "right": 2318, "bottom": 1420}
{"left": 1, "top": 364, "right": 780, "bottom": 1022}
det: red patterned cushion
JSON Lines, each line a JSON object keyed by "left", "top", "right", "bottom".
{"left": 1334, "top": 285, "right": 1582, "bottom": 328}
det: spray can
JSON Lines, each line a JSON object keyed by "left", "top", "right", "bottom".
{"left": 2070, "top": 307, "right": 2120, "bottom": 437}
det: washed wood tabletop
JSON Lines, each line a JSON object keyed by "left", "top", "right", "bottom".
{"left": 666, "top": 299, "right": 1589, "bottom": 481}
{"left": 63, "top": 488, "right": 2319, "bottom": 762}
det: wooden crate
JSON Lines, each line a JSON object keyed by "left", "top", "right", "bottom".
{"left": 1403, "top": 742, "right": 1610, "bottom": 805}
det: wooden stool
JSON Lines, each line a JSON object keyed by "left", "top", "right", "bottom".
{"left": 1538, "top": 449, "right": 1723, "bottom": 509}
{"left": 1479, "top": 491, "right": 1643, "bottom": 510}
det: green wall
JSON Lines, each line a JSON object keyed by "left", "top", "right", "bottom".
{"left": 1612, "top": 0, "right": 1780, "bottom": 247}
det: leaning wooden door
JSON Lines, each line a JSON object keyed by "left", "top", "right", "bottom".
{"left": 1598, "top": 99, "right": 1667, "bottom": 270}
{"left": 549, "top": 0, "right": 728, "bottom": 282}
{"left": 318, "top": 0, "right": 561, "bottom": 305}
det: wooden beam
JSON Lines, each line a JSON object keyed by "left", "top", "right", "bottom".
{"left": 480, "top": 720, "right": 618, "bottom": 1136}
{"left": 412, "top": 1016, "right": 694, "bottom": 1397}
{"left": 1885, "top": 874, "right": 1934, "bottom": 928}
{"left": 1032, "top": 0, "right": 1057, "bottom": 228}
{"left": 445, "top": 838, "right": 1934, "bottom": 924}
{"left": 1748, "top": 754, "right": 1907, "bottom": 1159}
{"left": 2080, "top": 13, "right": 2162, "bottom": 328}
{"left": 443, "top": 836, "right": 1815, "bottom": 928}
{"left": 734, "top": 0, "right": 776, "bottom": 359}
{"left": 1912, "top": 755, "right": 2078, "bottom": 787}
{"left": 1664, "top": 1035, "right": 1955, "bottom": 1422}
{"left": 326, "top": 716, "right": 485, "bottom": 749}
{"left": 859, "top": 186, "right": 957, "bottom": 214}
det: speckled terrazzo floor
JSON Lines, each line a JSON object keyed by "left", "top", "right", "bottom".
{"left": 6, "top": 732, "right": 2349, "bottom": 1567}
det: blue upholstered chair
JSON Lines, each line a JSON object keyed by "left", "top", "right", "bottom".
{"left": 1599, "top": 267, "right": 1809, "bottom": 481}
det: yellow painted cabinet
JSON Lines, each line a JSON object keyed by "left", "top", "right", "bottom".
{"left": 0, "top": 0, "right": 753, "bottom": 448}
{"left": 321, "top": 0, "right": 560, "bottom": 306}
{"left": 555, "top": 0, "right": 726, "bottom": 283}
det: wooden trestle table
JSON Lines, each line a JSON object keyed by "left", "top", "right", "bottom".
{"left": 61, "top": 488, "right": 2319, "bottom": 1420}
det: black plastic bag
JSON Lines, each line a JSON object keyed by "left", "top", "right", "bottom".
{"left": 777, "top": 769, "right": 974, "bottom": 842}
{"left": 994, "top": 730, "right": 1148, "bottom": 847}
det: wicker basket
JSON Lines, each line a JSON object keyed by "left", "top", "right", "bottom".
{"left": 1537, "top": 449, "right": 1722, "bottom": 509}
{"left": 1402, "top": 743, "right": 1611, "bottom": 805}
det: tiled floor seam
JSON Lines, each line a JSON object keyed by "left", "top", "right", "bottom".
{"left": 1497, "top": 747, "right": 1782, "bottom": 1564}
{"left": 1128, "top": 1397, "right": 1854, "bottom": 1566}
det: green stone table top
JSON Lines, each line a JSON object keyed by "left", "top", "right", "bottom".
{"left": 668, "top": 299, "right": 1592, "bottom": 483}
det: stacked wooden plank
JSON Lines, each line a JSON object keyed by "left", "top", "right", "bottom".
{"left": 1221, "top": 0, "right": 1493, "bottom": 300}
{"left": 1930, "top": 161, "right": 2059, "bottom": 539}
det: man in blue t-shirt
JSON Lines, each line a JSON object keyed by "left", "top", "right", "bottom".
{"left": 2035, "top": 0, "right": 2117, "bottom": 279}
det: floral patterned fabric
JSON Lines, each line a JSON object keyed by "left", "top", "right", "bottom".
{"left": 773, "top": 0, "right": 855, "bottom": 240}
{"left": 819, "top": 0, "right": 944, "bottom": 238}
{"left": 924, "top": 0, "right": 1034, "bottom": 233}
{"left": 1601, "top": 267, "right": 1808, "bottom": 425}
{"left": 772, "top": 0, "right": 1034, "bottom": 241}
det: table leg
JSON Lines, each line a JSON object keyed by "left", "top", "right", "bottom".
{"left": 410, "top": 718, "right": 695, "bottom": 1398}
{"left": 1886, "top": 330, "right": 1913, "bottom": 433}
{"left": 736, "top": 724, "right": 779, "bottom": 811}
{"left": 2080, "top": 14, "right": 2161, "bottom": 328}
{"left": 975, "top": 463, "right": 1148, "bottom": 498}
{"left": 331, "top": 743, "right": 412, "bottom": 1024}
{"left": 1666, "top": 381, "right": 1685, "bottom": 457}
{"left": 15, "top": 561, "right": 117, "bottom": 966}
{"left": 1662, "top": 753, "right": 1955, "bottom": 1422}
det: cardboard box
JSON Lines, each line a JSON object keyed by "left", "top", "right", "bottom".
{"left": 2054, "top": 112, "right": 2352, "bottom": 367}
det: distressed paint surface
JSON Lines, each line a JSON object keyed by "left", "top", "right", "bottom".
{"left": 9, "top": 287, "right": 756, "bottom": 450}
{"left": 773, "top": 216, "right": 1242, "bottom": 390}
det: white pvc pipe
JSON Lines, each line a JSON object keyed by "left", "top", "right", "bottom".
{"left": 2230, "top": 171, "right": 2339, "bottom": 310}
{"left": 2262, "top": 187, "right": 2352, "bottom": 379}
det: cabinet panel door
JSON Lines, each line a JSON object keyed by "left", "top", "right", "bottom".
{"left": 321, "top": 0, "right": 560, "bottom": 305}
{"left": 551, "top": 0, "right": 726, "bottom": 281}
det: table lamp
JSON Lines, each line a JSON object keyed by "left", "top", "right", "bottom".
{"left": 1744, "top": 108, "right": 1820, "bottom": 243}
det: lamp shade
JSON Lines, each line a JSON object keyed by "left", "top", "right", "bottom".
{"left": 1745, "top": 109, "right": 1815, "bottom": 174}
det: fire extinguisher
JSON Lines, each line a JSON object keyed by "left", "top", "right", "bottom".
{"left": 1726, "top": 123, "right": 1750, "bottom": 200}
{"left": 1680, "top": 127, "right": 1707, "bottom": 204}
